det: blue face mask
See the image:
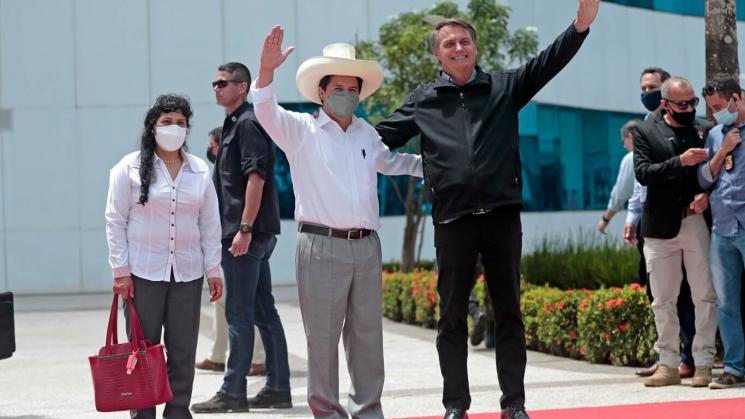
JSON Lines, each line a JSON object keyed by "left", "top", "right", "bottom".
{"left": 641, "top": 90, "right": 662, "bottom": 112}
{"left": 714, "top": 98, "right": 738, "bottom": 126}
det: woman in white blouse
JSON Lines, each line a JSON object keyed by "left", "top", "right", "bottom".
{"left": 105, "top": 94, "right": 223, "bottom": 419}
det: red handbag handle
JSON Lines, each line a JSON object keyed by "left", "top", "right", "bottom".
{"left": 103, "top": 294, "right": 147, "bottom": 355}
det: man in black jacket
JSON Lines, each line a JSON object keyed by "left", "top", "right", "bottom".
{"left": 375, "top": 1, "right": 599, "bottom": 418}
{"left": 633, "top": 76, "right": 718, "bottom": 388}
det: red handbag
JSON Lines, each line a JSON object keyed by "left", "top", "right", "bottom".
{"left": 89, "top": 294, "right": 173, "bottom": 412}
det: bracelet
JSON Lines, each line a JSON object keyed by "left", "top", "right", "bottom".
{"left": 601, "top": 215, "right": 610, "bottom": 223}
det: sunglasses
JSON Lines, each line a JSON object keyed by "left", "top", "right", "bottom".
{"left": 664, "top": 97, "right": 700, "bottom": 110}
{"left": 211, "top": 79, "right": 244, "bottom": 89}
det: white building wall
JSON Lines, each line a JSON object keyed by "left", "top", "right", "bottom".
{"left": 0, "top": 0, "right": 731, "bottom": 293}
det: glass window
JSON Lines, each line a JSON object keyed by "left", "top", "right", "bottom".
{"left": 606, "top": 0, "right": 744, "bottom": 19}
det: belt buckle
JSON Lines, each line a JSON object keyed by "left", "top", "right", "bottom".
{"left": 347, "top": 229, "right": 361, "bottom": 240}
{"left": 473, "top": 208, "right": 487, "bottom": 215}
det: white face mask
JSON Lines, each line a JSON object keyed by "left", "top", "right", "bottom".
{"left": 155, "top": 125, "right": 187, "bottom": 151}
{"left": 713, "top": 98, "right": 739, "bottom": 126}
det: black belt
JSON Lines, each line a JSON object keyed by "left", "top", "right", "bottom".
{"left": 299, "top": 223, "right": 373, "bottom": 240}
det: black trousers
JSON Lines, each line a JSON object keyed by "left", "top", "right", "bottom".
{"left": 434, "top": 208, "right": 525, "bottom": 410}
{"left": 124, "top": 275, "right": 203, "bottom": 419}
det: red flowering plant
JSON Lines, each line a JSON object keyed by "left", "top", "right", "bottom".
{"left": 411, "top": 270, "right": 439, "bottom": 328}
{"left": 534, "top": 287, "right": 593, "bottom": 358}
{"left": 577, "top": 284, "right": 656, "bottom": 366}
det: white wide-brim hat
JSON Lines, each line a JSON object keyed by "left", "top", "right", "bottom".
{"left": 296, "top": 43, "right": 384, "bottom": 105}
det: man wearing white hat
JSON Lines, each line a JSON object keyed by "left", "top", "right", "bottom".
{"left": 251, "top": 26, "right": 423, "bottom": 419}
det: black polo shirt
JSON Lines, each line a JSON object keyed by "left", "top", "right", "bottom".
{"left": 213, "top": 102, "right": 280, "bottom": 239}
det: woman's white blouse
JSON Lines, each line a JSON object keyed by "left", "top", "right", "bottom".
{"left": 105, "top": 151, "right": 222, "bottom": 282}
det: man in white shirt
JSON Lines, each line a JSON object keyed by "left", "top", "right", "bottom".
{"left": 597, "top": 119, "right": 640, "bottom": 233}
{"left": 252, "top": 26, "right": 422, "bottom": 419}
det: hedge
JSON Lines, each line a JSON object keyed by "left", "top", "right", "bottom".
{"left": 382, "top": 271, "right": 657, "bottom": 367}
{"left": 521, "top": 233, "right": 640, "bottom": 290}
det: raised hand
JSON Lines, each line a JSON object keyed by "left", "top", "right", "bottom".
{"left": 261, "top": 25, "right": 294, "bottom": 72}
{"left": 574, "top": 0, "right": 600, "bottom": 33}
{"left": 257, "top": 25, "right": 295, "bottom": 88}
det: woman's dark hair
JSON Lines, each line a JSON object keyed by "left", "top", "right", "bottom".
{"left": 138, "top": 94, "right": 193, "bottom": 205}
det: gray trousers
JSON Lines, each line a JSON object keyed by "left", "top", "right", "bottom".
{"left": 296, "top": 230, "right": 385, "bottom": 419}
{"left": 124, "top": 275, "right": 203, "bottom": 419}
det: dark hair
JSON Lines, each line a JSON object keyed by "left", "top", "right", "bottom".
{"left": 702, "top": 73, "right": 742, "bottom": 100}
{"left": 429, "top": 18, "right": 477, "bottom": 52}
{"left": 138, "top": 94, "right": 193, "bottom": 205}
{"left": 208, "top": 126, "right": 223, "bottom": 141}
{"left": 318, "top": 75, "right": 363, "bottom": 99}
{"left": 640, "top": 67, "right": 671, "bottom": 83}
{"left": 218, "top": 62, "right": 251, "bottom": 98}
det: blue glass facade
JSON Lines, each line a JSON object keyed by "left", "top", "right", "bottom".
{"left": 271, "top": 102, "right": 645, "bottom": 217}
{"left": 607, "top": 0, "right": 745, "bottom": 19}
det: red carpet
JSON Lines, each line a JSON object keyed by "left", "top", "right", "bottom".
{"left": 398, "top": 397, "right": 745, "bottom": 419}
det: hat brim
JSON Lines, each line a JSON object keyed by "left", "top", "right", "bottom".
{"left": 296, "top": 56, "right": 384, "bottom": 105}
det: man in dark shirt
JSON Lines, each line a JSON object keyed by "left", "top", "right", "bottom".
{"left": 633, "top": 76, "right": 717, "bottom": 388}
{"left": 192, "top": 62, "right": 291, "bottom": 413}
{"left": 375, "top": 2, "right": 599, "bottom": 419}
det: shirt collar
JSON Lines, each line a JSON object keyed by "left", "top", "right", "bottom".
{"left": 226, "top": 101, "right": 251, "bottom": 122}
{"left": 153, "top": 149, "right": 199, "bottom": 173}
{"left": 440, "top": 68, "right": 477, "bottom": 86}
{"left": 316, "top": 108, "right": 360, "bottom": 130}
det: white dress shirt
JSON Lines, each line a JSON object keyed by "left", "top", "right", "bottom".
{"left": 251, "top": 82, "right": 423, "bottom": 230}
{"left": 105, "top": 151, "right": 222, "bottom": 282}
{"left": 607, "top": 151, "right": 635, "bottom": 212}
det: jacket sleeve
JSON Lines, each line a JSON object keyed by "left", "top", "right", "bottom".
{"left": 633, "top": 125, "right": 684, "bottom": 186}
{"left": 375, "top": 91, "right": 421, "bottom": 149}
{"left": 512, "top": 24, "right": 589, "bottom": 109}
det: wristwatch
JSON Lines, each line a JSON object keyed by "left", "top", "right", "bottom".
{"left": 239, "top": 223, "right": 253, "bottom": 234}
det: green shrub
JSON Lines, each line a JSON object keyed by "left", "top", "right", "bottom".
{"left": 383, "top": 270, "right": 663, "bottom": 368}
{"left": 536, "top": 288, "right": 593, "bottom": 358}
{"left": 382, "top": 259, "right": 436, "bottom": 273}
{"left": 520, "top": 285, "right": 550, "bottom": 351}
{"left": 577, "top": 284, "right": 656, "bottom": 366}
{"left": 382, "top": 272, "right": 405, "bottom": 321}
{"left": 522, "top": 230, "right": 639, "bottom": 290}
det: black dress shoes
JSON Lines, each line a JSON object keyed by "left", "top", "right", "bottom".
{"left": 444, "top": 406, "right": 468, "bottom": 419}
{"left": 500, "top": 404, "right": 530, "bottom": 419}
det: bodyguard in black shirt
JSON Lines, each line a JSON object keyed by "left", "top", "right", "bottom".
{"left": 633, "top": 76, "right": 718, "bottom": 388}
{"left": 375, "top": 2, "right": 599, "bottom": 418}
{"left": 192, "top": 62, "right": 291, "bottom": 414}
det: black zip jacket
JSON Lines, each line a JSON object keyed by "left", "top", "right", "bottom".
{"left": 376, "top": 24, "right": 588, "bottom": 222}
